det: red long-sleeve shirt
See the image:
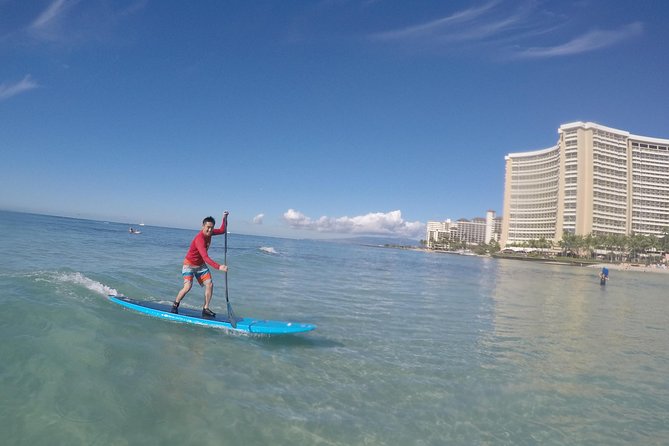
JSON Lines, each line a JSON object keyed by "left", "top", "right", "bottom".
{"left": 183, "top": 220, "right": 226, "bottom": 269}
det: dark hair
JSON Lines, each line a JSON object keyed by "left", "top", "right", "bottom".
{"left": 203, "top": 216, "right": 215, "bottom": 226}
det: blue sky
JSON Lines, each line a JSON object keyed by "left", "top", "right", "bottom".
{"left": 1, "top": 0, "right": 668, "bottom": 239}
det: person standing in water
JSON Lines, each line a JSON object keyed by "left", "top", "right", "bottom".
{"left": 599, "top": 267, "right": 609, "bottom": 285}
{"left": 171, "top": 212, "right": 228, "bottom": 316}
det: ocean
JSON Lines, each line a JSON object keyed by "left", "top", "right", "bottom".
{"left": 1, "top": 210, "right": 668, "bottom": 445}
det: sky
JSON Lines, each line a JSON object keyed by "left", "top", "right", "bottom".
{"left": 1, "top": 0, "right": 668, "bottom": 239}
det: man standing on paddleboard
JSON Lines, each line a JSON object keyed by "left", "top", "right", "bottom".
{"left": 171, "top": 212, "right": 228, "bottom": 317}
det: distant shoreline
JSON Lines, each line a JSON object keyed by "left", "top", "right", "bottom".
{"left": 587, "top": 263, "right": 669, "bottom": 274}
{"left": 393, "top": 245, "right": 669, "bottom": 275}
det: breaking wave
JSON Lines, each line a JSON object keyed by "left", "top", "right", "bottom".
{"left": 49, "top": 272, "right": 119, "bottom": 297}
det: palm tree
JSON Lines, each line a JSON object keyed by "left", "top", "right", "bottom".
{"left": 628, "top": 232, "right": 647, "bottom": 263}
{"left": 592, "top": 233, "right": 606, "bottom": 258}
{"left": 661, "top": 227, "right": 669, "bottom": 252}
{"left": 604, "top": 234, "right": 618, "bottom": 262}
{"left": 574, "top": 234, "right": 587, "bottom": 257}
{"left": 559, "top": 231, "right": 578, "bottom": 257}
{"left": 647, "top": 234, "right": 661, "bottom": 264}
{"left": 614, "top": 234, "right": 628, "bottom": 262}
{"left": 583, "top": 233, "right": 595, "bottom": 259}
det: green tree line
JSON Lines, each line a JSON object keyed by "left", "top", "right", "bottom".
{"left": 507, "top": 229, "right": 669, "bottom": 263}
{"left": 425, "top": 234, "right": 501, "bottom": 255}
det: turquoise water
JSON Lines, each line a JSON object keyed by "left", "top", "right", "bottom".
{"left": 1, "top": 210, "right": 668, "bottom": 445}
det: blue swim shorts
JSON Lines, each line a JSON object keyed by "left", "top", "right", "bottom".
{"left": 182, "top": 264, "right": 212, "bottom": 286}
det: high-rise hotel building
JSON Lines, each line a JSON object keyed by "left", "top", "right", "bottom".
{"left": 501, "top": 122, "right": 669, "bottom": 248}
{"left": 426, "top": 210, "right": 501, "bottom": 248}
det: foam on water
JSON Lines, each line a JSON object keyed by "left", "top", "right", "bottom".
{"left": 38, "top": 271, "right": 119, "bottom": 297}
{"left": 259, "top": 246, "right": 278, "bottom": 254}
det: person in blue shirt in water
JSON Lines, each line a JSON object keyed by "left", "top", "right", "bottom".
{"left": 599, "top": 267, "right": 609, "bottom": 285}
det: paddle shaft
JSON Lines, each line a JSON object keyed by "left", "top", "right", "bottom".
{"left": 223, "top": 213, "right": 236, "bottom": 327}
{"left": 224, "top": 213, "right": 228, "bottom": 301}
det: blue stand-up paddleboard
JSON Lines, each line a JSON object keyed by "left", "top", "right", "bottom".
{"left": 108, "top": 295, "right": 316, "bottom": 335}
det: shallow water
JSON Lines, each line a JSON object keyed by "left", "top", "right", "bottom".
{"left": 1, "top": 210, "right": 668, "bottom": 445}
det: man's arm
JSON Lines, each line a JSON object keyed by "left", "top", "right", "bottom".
{"left": 212, "top": 211, "right": 229, "bottom": 235}
{"left": 194, "top": 236, "right": 221, "bottom": 269}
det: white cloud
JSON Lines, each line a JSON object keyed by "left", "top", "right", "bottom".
{"left": 370, "top": 2, "right": 643, "bottom": 60}
{"left": 515, "top": 22, "right": 643, "bottom": 58}
{"left": 370, "top": 0, "right": 531, "bottom": 47}
{"left": 31, "top": 0, "right": 72, "bottom": 30}
{"left": 283, "top": 209, "right": 424, "bottom": 238}
{"left": 372, "top": 1, "right": 501, "bottom": 41}
{"left": 26, "top": 0, "right": 147, "bottom": 44}
{"left": 252, "top": 213, "right": 265, "bottom": 224}
{"left": 0, "top": 75, "right": 39, "bottom": 101}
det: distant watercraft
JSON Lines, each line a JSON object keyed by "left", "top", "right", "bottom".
{"left": 129, "top": 227, "right": 141, "bottom": 234}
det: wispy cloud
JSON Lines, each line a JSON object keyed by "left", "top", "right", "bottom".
{"left": 253, "top": 213, "right": 265, "bottom": 224}
{"left": 283, "top": 209, "right": 424, "bottom": 238}
{"left": 372, "top": 1, "right": 501, "bottom": 41}
{"left": 370, "top": 0, "right": 532, "bottom": 48}
{"left": 515, "top": 22, "right": 643, "bottom": 58}
{"left": 0, "top": 75, "right": 39, "bottom": 101}
{"left": 31, "top": 0, "right": 72, "bottom": 30}
{"left": 370, "top": 1, "right": 643, "bottom": 60}
{"left": 24, "top": 0, "right": 146, "bottom": 44}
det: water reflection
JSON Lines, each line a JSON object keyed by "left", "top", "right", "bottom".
{"left": 477, "top": 258, "right": 669, "bottom": 442}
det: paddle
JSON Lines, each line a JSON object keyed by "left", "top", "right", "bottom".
{"left": 223, "top": 212, "right": 237, "bottom": 327}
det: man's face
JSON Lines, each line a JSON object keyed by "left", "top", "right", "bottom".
{"left": 202, "top": 222, "right": 214, "bottom": 236}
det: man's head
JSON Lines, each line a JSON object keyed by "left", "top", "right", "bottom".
{"left": 202, "top": 216, "right": 215, "bottom": 235}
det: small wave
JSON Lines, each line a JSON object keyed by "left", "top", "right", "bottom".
{"left": 53, "top": 272, "right": 118, "bottom": 297}
{"left": 259, "top": 246, "right": 278, "bottom": 255}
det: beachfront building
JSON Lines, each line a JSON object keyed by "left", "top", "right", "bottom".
{"left": 426, "top": 211, "right": 501, "bottom": 248}
{"left": 485, "top": 210, "right": 502, "bottom": 244}
{"left": 456, "top": 217, "right": 487, "bottom": 245}
{"left": 501, "top": 121, "right": 669, "bottom": 248}
{"left": 425, "top": 221, "right": 450, "bottom": 249}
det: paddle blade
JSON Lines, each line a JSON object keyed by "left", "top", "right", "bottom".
{"left": 227, "top": 302, "right": 237, "bottom": 328}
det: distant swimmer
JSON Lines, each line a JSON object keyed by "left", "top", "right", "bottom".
{"left": 599, "top": 267, "right": 609, "bottom": 286}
